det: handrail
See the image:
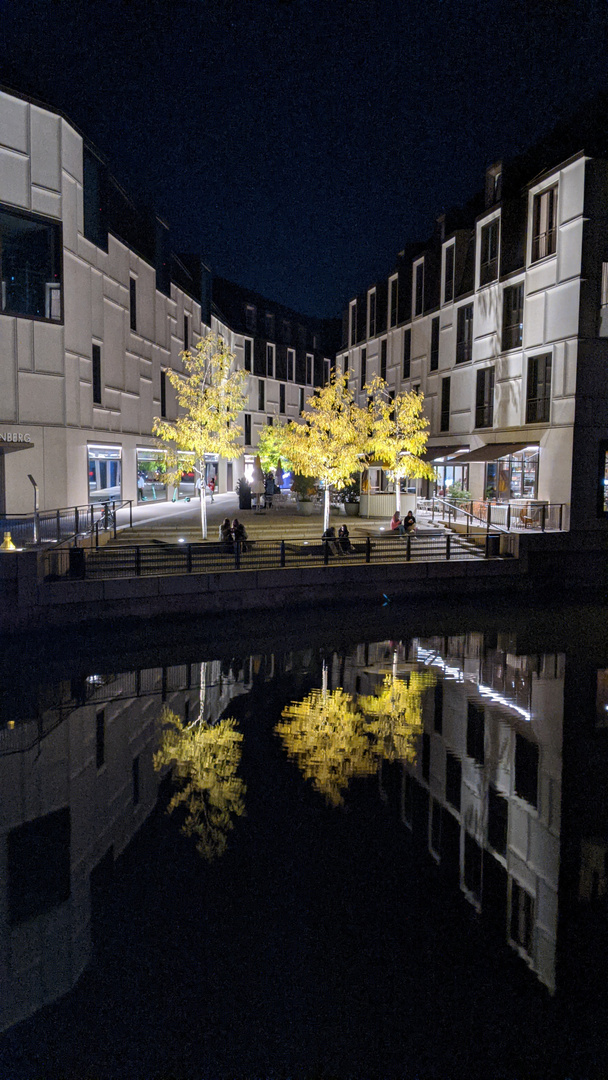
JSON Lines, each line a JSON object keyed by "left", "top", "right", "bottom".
{"left": 430, "top": 497, "right": 510, "bottom": 535}
{"left": 0, "top": 500, "right": 133, "bottom": 549}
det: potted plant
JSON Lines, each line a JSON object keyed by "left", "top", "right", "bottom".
{"left": 291, "top": 473, "right": 317, "bottom": 515}
{"left": 447, "top": 481, "right": 472, "bottom": 504}
{"left": 236, "top": 476, "right": 252, "bottom": 510}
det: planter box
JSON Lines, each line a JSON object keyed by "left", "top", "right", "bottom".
{"left": 344, "top": 502, "right": 360, "bottom": 517}
{"left": 297, "top": 501, "right": 315, "bottom": 516}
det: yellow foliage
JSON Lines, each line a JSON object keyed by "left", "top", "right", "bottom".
{"left": 365, "top": 374, "right": 436, "bottom": 482}
{"left": 359, "top": 671, "right": 436, "bottom": 764}
{"left": 282, "top": 370, "right": 368, "bottom": 492}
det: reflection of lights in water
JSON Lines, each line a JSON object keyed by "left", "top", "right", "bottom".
{"left": 416, "top": 646, "right": 531, "bottom": 721}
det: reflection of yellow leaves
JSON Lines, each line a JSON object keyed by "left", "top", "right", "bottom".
{"left": 154, "top": 706, "right": 246, "bottom": 860}
{"left": 276, "top": 689, "right": 376, "bottom": 807}
{"left": 360, "top": 671, "right": 436, "bottom": 764}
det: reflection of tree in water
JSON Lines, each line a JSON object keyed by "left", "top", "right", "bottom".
{"left": 276, "top": 688, "right": 376, "bottom": 807}
{"left": 154, "top": 706, "right": 246, "bottom": 859}
{"left": 276, "top": 668, "right": 436, "bottom": 807}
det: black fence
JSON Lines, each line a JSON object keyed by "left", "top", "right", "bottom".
{"left": 40, "top": 531, "right": 498, "bottom": 582}
{"left": 1, "top": 501, "right": 133, "bottom": 547}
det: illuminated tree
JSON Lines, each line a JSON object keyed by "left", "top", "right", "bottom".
{"left": 282, "top": 370, "right": 368, "bottom": 531}
{"left": 154, "top": 707, "right": 246, "bottom": 860}
{"left": 153, "top": 333, "right": 247, "bottom": 538}
{"left": 255, "top": 420, "right": 291, "bottom": 473}
{"left": 359, "top": 669, "right": 436, "bottom": 764}
{"left": 365, "top": 374, "right": 436, "bottom": 514}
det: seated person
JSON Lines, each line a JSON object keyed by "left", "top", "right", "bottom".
{"left": 403, "top": 510, "right": 416, "bottom": 533}
{"left": 219, "top": 517, "right": 234, "bottom": 549}
{"left": 390, "top": 511, "right": 406, "bottom": 535}
{"left": 338, "top": 523, "right": 354, "bottom": 554}
{"left": 232, "top": 518, "right": 249, "bottom": 551}
{"left": 322, "top": 526, "right": 341, "bottom": 555}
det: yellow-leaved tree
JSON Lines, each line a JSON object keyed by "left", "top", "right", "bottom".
{"left": 153, "top": 333, "right": 247, "bottom": 538}
{"left": 282, "top": 369, "right": 368, "bottom": 532}
{"left": 255, "top": 419, "right": 291, "bottom": 473}
{"left": 365, "top": 375, "right": 436, "bottom": 515}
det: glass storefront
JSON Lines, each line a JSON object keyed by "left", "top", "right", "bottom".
{"left": 136, "top": 449, "right": 167, "bottom": 503}
{"left": 87, "top": 445, "right": 121, "bottom": 504}
{"left": 435, "top": 464, "right": 469, "bottom": 498}
{"left": 486, "top": 449, "right": 539, "bottom": 503}
{"left": 177, "top": 452, "right": 196, "bottom": 500}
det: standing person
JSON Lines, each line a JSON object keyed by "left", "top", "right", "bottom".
{"left": 208, "top": 475, "right": 215, "bottom": 502}
{"left": 137, "top": 473, "right": 146, "bottom": 501}
{"left": 195, "top": 474, "right": 203, "bottom": 499}
{"left": 264, "top": 471, "right": 275, "bottom": 509}
{"left": 390, "top": 511, "right": 405, "bottom": 535}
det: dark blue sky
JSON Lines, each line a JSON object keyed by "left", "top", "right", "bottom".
{"left": 2, "top": 0, "right": 608, "bottom": 317}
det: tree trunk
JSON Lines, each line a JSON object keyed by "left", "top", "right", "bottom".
{"left": 323, "top": 485, "right": 331, "bottom": 533}
{"left": 395, "top": 478, "right": 402, "bottom": 516}
{"left": 198, "top": 458, "right": 208, "bottom": 539}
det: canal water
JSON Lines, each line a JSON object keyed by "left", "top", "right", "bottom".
{"left": 1, "top": 601, "right": 607, "bottom": 1079}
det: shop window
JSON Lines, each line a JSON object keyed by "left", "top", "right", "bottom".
{"left": 486, "top": 450, "right": 538, "bottom": 503}
{"left": 526, "top": 354, "right": 551, "bottom": 423}
{"left": 456, "top": 304, "right": 474, "bottom": 363}
{"left": 531, "top": 185, "right": 558, "bottom": 262}
{"left": 177, "top": 452, "right": 195, "bottom": 499}
{"left": 8, "top": 808, "right": 71, "bottom": 924}
{"left": 244, "top": 339, "right": 252, "bottom": 372}
{"left": 480, "top": 219, "right": 499, "bottom": 285}
{"left": 502, "top": 283, "right": 524, "bottom": 351}
{"left": 403, "top": 328, "right": 411, "bottom": 379}
{"left": 430, "top": 317, "right": 440, "bottom": 371}
{"left": 443, "top": 243, "right": 454, "bottom": 304}
{"left": 440, "top": 377, "right": 450, "bottom": 432}
{"left": 475, "top": 367, "right": 495, "bottom": 428}
{"left": 136, "top": 448, "right": 167, "bottom": 502}
{"left": 87, "top": 445, "right": 122, "bottom": 504}
{"left": 0, "top": 205, "right": 62, "bottom": 321}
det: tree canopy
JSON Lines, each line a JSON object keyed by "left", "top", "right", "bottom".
{"left": 365, "top": 374, "right": 436, "bottom": 513}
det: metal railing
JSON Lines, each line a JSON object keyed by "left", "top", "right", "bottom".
{"left": 429, "top": 497, "right": 564, "bottom": 533}
{"left": 39, "top": 529, "right": 503, "bottom": 582}
{"left": 0, "top": 500, "right": 133, "bottom": 548}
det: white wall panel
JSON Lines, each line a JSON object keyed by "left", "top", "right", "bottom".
{"left": 557, "top": 219, "right": 583, "bottom": 283}
{"left": 18, "top": 373, "right": 64, "bottom": 425}
{"left": 523, "top": 292, "right": 545, "bottom": 348}
{"left": 546, "top": 280, "right": 580, "bottom": 343}
{"left": 558, "top": 157, "right": 585, "bottom": 224}
{"left": 31, "top": 186, "right": 61, "bottom": 220}
{"left": 64, "top": 352, "right": 81, "bottom": 426}
{"left": 63, "top": 252, "right": 92, "bottom": 357}
{"left": 0, "top": 91, "right": 28, "bottom": 153}
{"left": 60, "top": 173, "right": 78, "bottom": 252}
{"left": 30, "top": 106, "right": 61, "bottom": 192}
{"left": 16, "top": 318, "right": 33, "bottom": 371}
{"left": 90, "top": 269, "right": 104, "bottom": 340}
{"left": 0, "top": 146, "right": 30, "bottom": 208}
{"left": 0, "top": 318, "right": 17, "bottom": 420}
{"left": 102, "top": 298, "right": 125, "bottom": 389}
{"left": 33, "top": 320, "right": 64, "bottom": 375}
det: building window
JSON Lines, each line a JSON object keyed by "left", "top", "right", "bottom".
{"left": 414, "top": 261, "right": 424, "bottom": 317}
{"left": 87, "top": 445, "right": 122, "bottom": 505}
{"left": 83, "top": 146, "right": 108, "bottom": 249}
{"left": 531, "top": 185, "right": 558, "bottom": 262}
{"left": 244, "top": 338, "right": 252, "bottom": 372}
{"left": 267, "top": 416, "right": 273, "bottom": 426}
{"left": 265, "top": 312, "right": 274, "bottom": 338}
{"left": 244, "top": 414, "right": 251, "bottom": 444}
{"left": 430, "top": 316, "right": 440, "bottom": 371}
{"left": 136, "top": 448, "right": 167, "bottom": 502}
{"left": 283, "top": 319, "right": 291, "bottom": 342}
{"left": 443, "top": 243, "right": 454, "bottom": 304}
{"left": 456, "top": 304, "right": 474, "bottom": 363}
{"left": 0, "top": 205, "right": 62, "bottom": 321}
{"left": 445, "top": 752, "right": 461, "bottom": 811}
{"left": 258, "top": 379, "right": 265, "bottom": 411}
{"left": 245, "top": 304, "right": 256, "bottom": 333}
{"left": 440, "top": 377, "right": 450, "bottom": 432}
{"left": 475, "top": 367, "right": 495, "bottom": 428}
{"left": 515, "top": 733, "right": 539, "bottom": 808}
{"left": 287, "top": 348, "right": 295, "bottom": 381}
{"left": 467, "top": 702, "right": 485, "bottom": 764}
{"left": 299, "top": 386, "right": 305, "bottom": 412}
{"left": 92, "top": 344, "right": 102, "bottom": 405}
{"left": 389, "top": 276, "right": 398, "bottom": 327}
{"left": 279, "top": 384, "right": 285, "bottom": 413}
{"left": 380, "top": 339, "right": 387, "bottom": 381}
{"left": 360, "top": 347, "right": 367, "bottom": 391}
{"left": 129, "top": 276, "right": 137, "bottom": 332}
{"left": 413, "top": 383, "right": 420, "bottom": 396}
{"left": 184, "top": 313, "right": 190, "bottom": 352}
{"left": 510, "top": 880, "right": 534, "bottom": 956}
{"left": 96, "top": 710, "right": 105, "bottom": 769}
{"left": 266, "top": 343, "right": 275, "bottom": 378}
{"left": 403, "top": 328, "right": 411, "bottom": 379}
{"left": 132, "top": 756, "right": 140, "bottom": 806}
{"left": 349, "top": 301, "right": 357, "bottom": 346}
{"left": 368, "top": 290, "right": 376, "bottom": 338}
{"left": 306, "top": 354, "right": 313, "bottom": 384}
{"left": 488, "top": 786, "right": 508, "bottom": 856}
{"left": 526, "top": 354, "right": 551, "bottom": 423}
{"left": 502, "top": 283, "right": 524, "bottom": 351}
{"left": 479, "top": 219, "right": 499, "bottom": 285}
{"left": 160, "top": 370, "right": 167, "bottom": 417}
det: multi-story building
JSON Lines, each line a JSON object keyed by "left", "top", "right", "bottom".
{"left": 0, "top": 87, "right": 337, "bottom": 515}
{"left": 337, "top": 147, "right": 608, "bottom": 532}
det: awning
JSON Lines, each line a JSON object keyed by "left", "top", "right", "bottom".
{"left": 0, "top": 440, "right": 35, "bottom": 454}
{"left": 448, "top": 442, "right": 539, "bottom": 464}
{"left": 422, "top": 445, "right": 470, "bottom": 462}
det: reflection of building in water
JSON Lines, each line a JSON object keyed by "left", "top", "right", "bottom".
{"left": 325, "top": 633, "right": 564, "bottom": 993}
{"left": 0, "top": 657, "right": 252, "bottom": 1033}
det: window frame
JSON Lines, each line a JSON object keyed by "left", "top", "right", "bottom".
{"left": 526, "top": 353, "right": 552, "bottom": 424}
{"left": 389, "top": 274, "right": 398, "bottom": 328}
{"left": 413, "top": 259, "right": 424, "bottom": 318}
{"left": 531, "top": 184, "right": 558, "bottom": 263}
{"left": 475, "top": 366, "right": 495, "bottom": 429}
{"left": 368, "top": 289, "right": 376, "bottom": 338}
{"left": 502, "top": 282, "right": 524, "bottom": 351}
{"left": 479, "top": 218, "right": 500, "bottom": 287}
{"left": 456, "top": 303, "right": 474, "bottom": 364}
{"left": 443, "top": 242, "right": 455, "bottom": 305}
{"left": 430, "top": 316, "right": 440, "bottom": 371}
{"left": 0, "top": 203, "right": 64, "bottom": 324}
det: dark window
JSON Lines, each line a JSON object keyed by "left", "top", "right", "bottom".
{"left": 480, "top": 219, "right": 499, "bottom": 285}
{"left": 434, "top": 680, "right": 443, "bottom": 734}
{"left": 368, "top": 291, "right": 376, "bottom": 337}
{"left": 299, "top": 386, "right": 305, "bottom": 412}
{"left": 390, "top": 277, "right": 398, "bottom": 327}
{"left": 244, "top": 414, "right": 251, "bottom": 444}
{"left": 287, "top": 348, "right": 295, "bottom": 381}
{"left": 422, "top": 732, "right": 430, "bottom": 782}
{"left": 132, "top": 756, "right": 140, "bottom": 806}
{"left": 456, "top": 304, "right": 474, "bottom": 363}
{"left": 244, "top": 339, "right": 252, "bottom": 372}
{"left": 92, "top": 344, "right": 102, "bottom": 405}
{"left": 267, "top": 416, "right": 273, "bottom": 426}
{"left": 414, "top": 262, "right": 424, "bottom": 316}
{"left": 532, "top": 185, "right": 558, "bottom": 262}
{"left": 266, "top": 344, "right": 274, "bottom": 377}
{"left": 8, "top": 808, "right": 71, "bottom": 924}
{"left": 245, "top": 305, "right": 256, "bottom": 333}
{"left": 440, "top": 376, "right": 450, "bottom": 432}
{"left": 444, "top": 244, "right": 454, "bottom": 303}
{"left": 467, "top": 701, "right": 485, "bottom": 764}
{"left": 160, "top": 370, "right": 167, "bottom": 417}
{"left": 279, "top": 384, "right": 285, "bottom": 413}
{"left": 515, "top": 733, "right": 539, "bottom": 808}
{"left": 502, "top": 283, "right": 524, "bottom": 351}
{"left": 510, "top": 880, "right": 534, "bottom": 954}
{"left": 430, "top": 316, "right": 440, "bottom": 371}
{"left": 83, "top": 146, "right": 108, "bottom": 249}
{"left": 96, "top": 709, "right": 105, "bottom": 769}
{"left": 283, "top": 319, "right": 291, "bottom": 342}
{"left": 464, "top": 833, "right": 482, "bottom": 900}
{"left": 403, "top": 328, "right": 411, "bottom": 379}
{"left": 306, "top": 354, "right": 313, "bottom": 384}
{"left": 380, "top": 339, "right": 387, "bottom": 381}
{"left": 488, "top": 786, "right": 508, "bottom": 856}
{"left": 0, "top": 205, "right": 62, "bottom": 321}
{"left": 445, "top": 752, "right": 462, "bottom": 811}
{"left": 265, "top": 312, "right": 274, "bottom": 338}
{"left": 184, "top": 314, "right": 190, "bottom": 352}
{"left": 350, "top": 302, "right": 357, "bottom": 345}
{"left": 129, "top": 277, "right": 137, "bottom": 332}
{"left": 258, "top": 379, "right": 265, "bottom": 410}
{"left": 526, "top": 354, "right": 551, "bottom": 423}
{"left": 475, "top": 367, "right": 495, "bottom": 428}
{"left": 360, "top": 347, "right": 367, "bottom": 391}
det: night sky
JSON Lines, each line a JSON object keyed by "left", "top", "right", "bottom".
{"left": 2, "top": 0, "right": 608, "bottom": 317}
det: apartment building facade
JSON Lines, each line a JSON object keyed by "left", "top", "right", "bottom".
{"left": 337, "top": 150, "right": 608, "bottom": 531}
